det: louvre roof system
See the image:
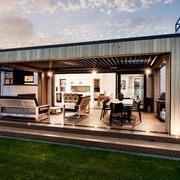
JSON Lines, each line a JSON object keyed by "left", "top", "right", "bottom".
{"left": 10, "top": 54, "right": 163, "bottom": 73}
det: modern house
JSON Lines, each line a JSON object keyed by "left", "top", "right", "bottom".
{"left": 0, "top": 33, "right": 180, "bottom": 136}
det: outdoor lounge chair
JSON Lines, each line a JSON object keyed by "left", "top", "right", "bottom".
{"left": 64, "top": 95, "right": 90, "bottom": 118}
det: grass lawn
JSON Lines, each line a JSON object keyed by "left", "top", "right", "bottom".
{"left": 0, "top": 137, "right": 180, "bottom": 180}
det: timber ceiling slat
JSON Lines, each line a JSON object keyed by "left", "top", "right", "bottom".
{"left": 90, "top": 58, "right": 99, "bottom": 68}
{"left": 74, "top": 59, "right": 87, "bottom": 67}
{"left": 94, "top": 58, "right": 105, "bottom": 68}
{"left": 101, "top": 58, "right": 111, "bottom": 67}
{"left": 120, "top": 57, "right": 125, "bottom": 66}
{"left": 1, "top": 54, "right": 164, "bottom": 72}
{"left": 94, "top": 58, "right": 106, "bottom": 68}
{"left": 106, "top": 57, "right": 114, "bottom": 67}
{"left": 125, "top": 57, "right": 129, "bottom": 66}
{"left": 110, "top": 57, "right": 118, "bottom": 66}
{"left": 81, "top": 59, "right": 94, "bottom": 67}
{"left": 115, "top": 57, "right": 122, "bottom": 67}
{"left": 99, "top": 58, "right": 109, "bottom": 68}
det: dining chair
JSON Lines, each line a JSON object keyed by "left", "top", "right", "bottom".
{"left": 131, "top": 100, "right": 142, "bottom": 122}
{"left": 100, "top": 98, "right": 110, "bottom": 120}
{"left": 109, "top": 102, "right": 126, "bottom": 126}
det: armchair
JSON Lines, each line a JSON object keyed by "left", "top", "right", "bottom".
{"left": 64, "top": 95, "right": 90, "bottom": 118}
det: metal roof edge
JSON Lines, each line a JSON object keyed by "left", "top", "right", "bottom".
{"left": 1, "top": 33, "right": 180, "bottom": 52}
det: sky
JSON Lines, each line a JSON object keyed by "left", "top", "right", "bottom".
{"left": 0, "top": 0, "right": 179, "bottom": 49}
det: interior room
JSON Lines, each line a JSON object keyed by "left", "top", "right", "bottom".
{"left": 51, "top": 67, "right": 167, "bottom": 134}
{"left": 54, "top": 73, "right": 116, "bottom": 108}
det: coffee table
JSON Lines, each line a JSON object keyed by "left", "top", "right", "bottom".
{"left": 50, "top": 106, "right": 62, "bottom": 114}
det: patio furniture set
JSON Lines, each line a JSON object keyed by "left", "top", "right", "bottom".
{"left": 0, "top": 93, "right": 90, "bottom": 121}
{"left": 0, "top": 92, "right": 140, "bottom": 126}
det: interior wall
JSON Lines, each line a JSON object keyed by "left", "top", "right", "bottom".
{"left": 2, "top": 85, "right": 38, "bottom": 97}
{"left": 54, "top": 73, "right": 116, "bottom": 106}
{"left": 101, "top": 73, "right": 116, "bottom": 99}
{"left": 0, "top": 71, "right": 39, "bottom": 100}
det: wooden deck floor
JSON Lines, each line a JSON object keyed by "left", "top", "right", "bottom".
{"left": 50, "top": 107, "right": 166, "bottom": 134}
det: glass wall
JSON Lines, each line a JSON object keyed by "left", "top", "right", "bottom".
{"left": 121, "top": 74, "right": 144, "bottom": 101}
{"left": 160, "top": 65, "right": 166, "bottom": 93}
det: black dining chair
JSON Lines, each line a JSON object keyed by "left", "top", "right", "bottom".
{"left": 100, "top": 98, "right": 110, "bottom": 120}
{"left": 131, "top": 100, "right": 142, "bottom": 122}
{"left": 109, "top": 102, "right": 126, "bottom": 126}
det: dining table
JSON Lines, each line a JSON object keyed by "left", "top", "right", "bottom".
{"left": 107, "top": 99, "right": 134, "bottom": 122}
{"left": 107, "top": 99, "right": 134, "bottom": 107}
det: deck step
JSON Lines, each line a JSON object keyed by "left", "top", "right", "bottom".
{"left": 0, "top": 119, "right": 179, "bottom": 144}
{"left": 0, "top": 120, "right": 180, "bottom": 158}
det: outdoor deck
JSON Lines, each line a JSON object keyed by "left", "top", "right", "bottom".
{"left": 50, "top": 107, "right": 166, "bottom": 134}
{"left": 1, "top": 104, "right": 179, "bottom": 158}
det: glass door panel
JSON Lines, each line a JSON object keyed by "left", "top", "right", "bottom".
{"left": 121, "top": 74, "right": 144, "bottom": 102}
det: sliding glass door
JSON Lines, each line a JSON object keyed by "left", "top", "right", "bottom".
{"left": 120, "top": 74, "right": 144, "bottom": 102}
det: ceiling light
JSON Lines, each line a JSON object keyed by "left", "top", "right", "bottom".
{"left": 145, "top": 68, "right": 151, "bottom": 75}
{"left": 92, "top": 70, "right": 97, "bottom": 75}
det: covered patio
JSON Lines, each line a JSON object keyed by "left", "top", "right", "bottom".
{"left": 0, "top": 33, "right": 180, "bottom": 136}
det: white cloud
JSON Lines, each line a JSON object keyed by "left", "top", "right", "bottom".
{"left": 0, "top": 0, "right": 20, "bottom": 14}
{"left": 0, "top": 0, "right": 176, "bottom": 15}
{"left": 19, "top": 0, "right": 58, "bottom": 13}
{"left": 55, "top": 0, "right": 176, "bottom": 13}
{"left": 141, "top": 0, "right": 176, "bottom": 8}
{"left": 164, "top": 0, "right": 175, "bottom": 3}
{"left": 141, "top": 0, "right": 161, "bottom": 9}
{"left": 0, "top": 0, "right": 176, "bottom": 48}
{"left": 0, "top": 16, "right": 34, "bottom": 48}
{"left": 115, "top": 0, "right": 137, "bottom": 12}
{"left": 0, "top": 17, "right": 174, "bottom": 49}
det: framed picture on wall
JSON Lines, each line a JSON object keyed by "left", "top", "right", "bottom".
{"left": 60, "top": 79, "right": 66, "bottom": 92}
{"left": 24, "top": 75, "right": 34, "bottom": 84}
{"left": 121, "top": 80, "right": 126, "bottom": 90}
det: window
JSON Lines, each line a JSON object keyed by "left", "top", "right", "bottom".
{"left": 134, "top": 78, "right": 140, "bottom": 99}
{"left": 24, "top": 75, "right": 34, "bottom": 84}
{"left": 4, "top": 72, "right": 13, "bottom": 85}
{"left": 160, "top": 65, "right": 166, "bottom": 93}
{"left": 60, "top": 79, "right": 66, "bottom": 92}
{"left": 121, "top": 74, "right": 144, "bottom": 101}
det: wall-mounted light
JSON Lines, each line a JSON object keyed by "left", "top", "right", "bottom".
{"left": 145, "top": 68, "right": 151, "bottom": 75}
{"left": 47, "top": 71, "right": 53, "bottom": 77}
